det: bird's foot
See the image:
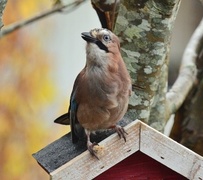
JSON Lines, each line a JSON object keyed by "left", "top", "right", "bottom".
{"left": 87, "top": 141, "right": 100, "bottom": 160}
{"left": 114, "top": 125, "right": 128, "bottom": 142}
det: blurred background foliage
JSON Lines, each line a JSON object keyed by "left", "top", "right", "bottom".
{"left": 0, "top": 0, "right": 67, "bottom": 179}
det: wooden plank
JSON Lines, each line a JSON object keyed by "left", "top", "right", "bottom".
{"left": 140, "top": 122, "right": 203, "bottom": 180}
{"left": 95, "top": 151, "right": 187, "bottom": 179}
{"left": 50, "top": 120, "right": 140, "bottom": 180}
{"left": 33, "top": 117, "right": 133, "bottom": 173}
{"left": 33, "top": 118, "right": 203, "bottom": 180}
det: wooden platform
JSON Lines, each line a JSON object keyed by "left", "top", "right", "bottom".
{"left": 33, "top": 119, "right": 203, "bottom": 180}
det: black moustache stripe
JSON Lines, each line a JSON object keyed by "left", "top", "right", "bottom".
{"left": 95, "top": 41, "right": 109, "bottom": 52}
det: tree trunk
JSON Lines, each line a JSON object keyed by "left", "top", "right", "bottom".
{"left": 114, "top": 0, "right": 181, "bottom": 131}
{"left": 0, "top": 0, "right": 7, "bottom": 30}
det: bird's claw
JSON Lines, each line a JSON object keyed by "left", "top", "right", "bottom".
{"left": 115, "top": 125, "right": 128, "bottom": 142}
{"left": 87, "top": 142, "right": 99, "bottom": 160}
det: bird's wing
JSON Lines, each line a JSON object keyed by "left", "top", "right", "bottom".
{"left": 54, "top": 70, "right": 85, "bottom": 143}
{"left": 70, "top": 70, "right": 86, "bottom": 143}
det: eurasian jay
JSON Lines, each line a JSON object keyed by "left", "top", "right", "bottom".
{"left": 54, "top": 28, "right": 131, "bottom": 159}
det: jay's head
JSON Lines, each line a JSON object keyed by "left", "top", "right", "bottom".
{"left": 81, "top": 28, "right": 120, "bottom": 54}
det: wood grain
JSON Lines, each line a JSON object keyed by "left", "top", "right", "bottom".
{"left": 140, "top": 122, "right": 203, "bottom": 179}
{"left": 50, "top": 120, "right": 140, "bottom": 180}
{"left": 95, "top": 151, "right": 187, "bottom": 180}
{"left": 33, "top": 119, "right": 203, "bottom": 180}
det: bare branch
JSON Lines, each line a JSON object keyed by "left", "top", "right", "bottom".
{"left": 0, "top": 0, "right": 85, "bottom": 38}
{"left": 166, "top": 17, "right": 203, "bottom": 116}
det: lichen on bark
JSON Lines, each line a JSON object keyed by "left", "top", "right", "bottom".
{"left": 114, "top": 0, "right": 181, "bottom": 131}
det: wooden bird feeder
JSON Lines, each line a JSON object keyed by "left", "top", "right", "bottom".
{"left": 33, "top": 120, "right": 203, "bottom": 179}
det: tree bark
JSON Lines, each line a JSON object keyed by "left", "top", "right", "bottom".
{"left": 170, "top": 18, "right": 203, "bottom": 155}
{"left": 114, "top": 0, "right": 181, "bottom": 131}
{"left": 0, "top": 0, "right": 7, "bottom": 30}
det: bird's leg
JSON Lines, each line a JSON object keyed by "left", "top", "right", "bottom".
{"left": 85, "top": 129, "right": 99, "bottom": 160}
{"left": 110, "top": 125, "right": 128, "bottom": 142}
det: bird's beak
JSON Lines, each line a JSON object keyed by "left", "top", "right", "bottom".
{"left": 81, "top": 32, "right": 97, "bottom": 43}
{"left": 81, "top": 30, "right": 109, "bottom": 52}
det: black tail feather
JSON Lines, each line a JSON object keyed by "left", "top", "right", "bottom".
{"left": 54, "top": 113, "right": 70, "bottom": 125}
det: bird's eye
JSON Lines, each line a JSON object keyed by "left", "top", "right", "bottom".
{"left": 103, "top": 35, "right": 111, "bottom": 42}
